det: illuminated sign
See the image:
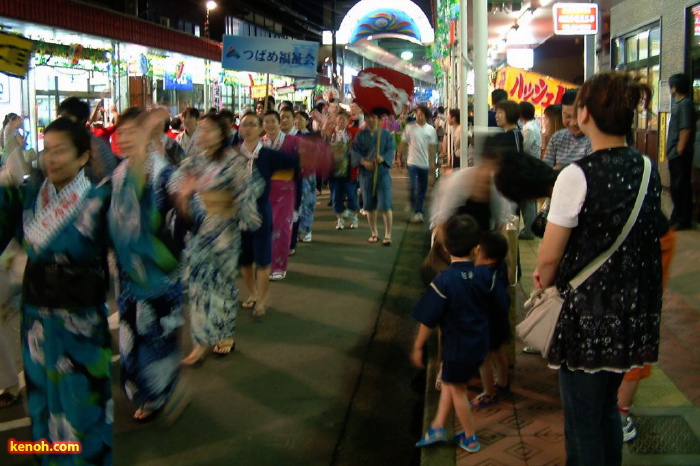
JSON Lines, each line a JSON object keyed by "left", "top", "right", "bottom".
{"left": 495, "top": 66, "right": 577, "bottom": 112}
{"left": 553, "top": 3, "right": 599, "bottom": 35}
{"left": 694, "top": 6, "right": 700, "bottom": 35}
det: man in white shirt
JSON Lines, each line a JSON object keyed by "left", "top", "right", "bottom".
{"left": 398, "top": 105, "right": 438, "bottom": 222}
{"left": 518, "top": 101, "right": 542, "bottom": 239}
{"left": 176, "top": 107, "right": 200, "bottom": 158}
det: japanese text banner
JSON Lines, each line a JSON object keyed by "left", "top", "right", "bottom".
{"left": 222, "top": 35, "right": 319, "bottom": 78}
{"left": 495, "top": 66, "right": 576, "bottom": 112}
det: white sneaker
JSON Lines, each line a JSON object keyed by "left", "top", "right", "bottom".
{"left": 349, "top": 213, "right": 359, "bottom": 229}
{"left": 622, "top": 415, "right": 637, "bottom": 442}
{"left": 269, "top": 272, "right": 286, "bottom": 281}
{"left": 335, "top": 219, "right": 345, "bottom": 230}
{"left": 342, "top": 209, "right": 351, "bottom": 219}
{"left": 411, "top": 212, "right": 424, "bottom": 223}
{"left": 300, "top": 232, "right": 312, "bottom": 242}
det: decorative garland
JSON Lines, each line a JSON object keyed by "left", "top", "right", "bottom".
{"left": 34, "top": 40, "right": 110, "bottom": 63}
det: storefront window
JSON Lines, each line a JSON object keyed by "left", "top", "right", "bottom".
{"left": 626, "top": 37, "right": 638, "bottom": 63}
{"left": 638, "top": 31, "right": 649, "bottom": 61}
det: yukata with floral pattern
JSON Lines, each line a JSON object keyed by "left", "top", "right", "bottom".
{"left": 169, "top": 149, "right": 263, "bottom": 347}
{"left": 0, "top": 170, "right": 113, "bottom": 465}
{"left": 109, "top": 152, "right": 186, "bottom": 414}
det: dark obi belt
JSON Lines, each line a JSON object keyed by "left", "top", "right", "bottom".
{"left": 23, "top": 261, "right": 107, "bottom": 309}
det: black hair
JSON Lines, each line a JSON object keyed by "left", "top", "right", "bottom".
{"left": 279, "top": 106, "right": 294, "bottom": 115}
{"left": 494, "top": 100, "right": 520, "bottom": 125}
{"left": 201, "top": 112, "right": 232, "bottom": 159}
{"left": 44, "top": 117, "right": 92, "bottom": 158}
{"left": 314, "top": 102, "right": 327, "bottom": 112}
{"left": 170, "top": 116, "right": 183, "bottom": 131}
{"left": 295, "top": 111, "right": 309, "bottom": 121}
{"left": 218, "top": 109, "right": 234, "bottom": 122}
{"left": 561, "top": 89, "right": 579, "bottom": 106}
{"left": 58, "top": 97, "right": 90, "bottom": 123}
{"left": 448, "top": 108, "right": 460, "bottom": 124}
{"left": 519, "top": 101, "right": 536, "bottom": 120}
{"left": 491, "top": 89, "right": 508, "bottom": 105}
{"left": 241, "top": 111, "right": 262, "bottom": 126}
{"left": 480, "top": 231, "right": 508, "bottom": 263}
{"left": 443, "top": 214, "right": 481, "bottom": 258}
{"left": 365, "top": 107, "right": 390, "bottom": 118}
{"left": 669, "top": 73, "right": 691, "bottom": 95}
{"left": 416, "top": 105, "right": 431, "bottom": 121}
{"left": 263, "top": 110, "right": 281, "bottom": 122}
{"left": 2, "top": 113, "right": 19, "bottom": 128}
{"left": 116, "top": 107, "right": 145, "bottom": 128}
{"left": 494, "top": 149, "right": 558, "bottom": 202}
{"left": 438, "top": 106, "right": 445, "bottom": 113}
{"left": 182, "top": 107, "right": 201, "bottom": 120}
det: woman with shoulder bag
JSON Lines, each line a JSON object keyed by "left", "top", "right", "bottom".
{"left": 533, "top": 73, "right": 664, "bottom": 465}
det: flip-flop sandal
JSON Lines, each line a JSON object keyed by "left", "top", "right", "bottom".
{"left": 469, "top": 393, "right": 499, "bottom": 408}
{"left": 0, "top": 392, "right": 19, "bottom": 409}
{"left": 241, "top": 298, "right": 257, "bottom": 309}
{"left": 367, "top": 236, "right": 379, "bottom": 243}
{"left": 134, "top": 405, "right": 162, "bottom": 423}
{"left": 382, "top": 238, "right": 392, "bottom": 246}
{"left": 213, "top": 340, "right": 236, "bottom": 357}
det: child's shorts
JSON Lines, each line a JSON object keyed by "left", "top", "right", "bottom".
{"left": 623, "top": 364, "right": 652, "bottom": 382}
{"left": 441, "top": 359, "right": 482, "bottom": 385}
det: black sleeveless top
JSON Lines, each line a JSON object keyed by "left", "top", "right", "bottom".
{"left": 548, "top": 147, "right": 663, "bottom": 372}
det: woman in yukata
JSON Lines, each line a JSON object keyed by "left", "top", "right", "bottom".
{"left": 261, "top": 110, "right": 300, "bottom": 281}
{"left": 109, "top": 108, "right": 189, "bottom": 423}
{"left": 0, "top": 117, "right": 130, "bottom": 464}
{"left": 170, "top": 112, "right": 264, "bottom": 365}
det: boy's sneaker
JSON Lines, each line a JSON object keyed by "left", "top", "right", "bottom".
{"left": 415, "top": 427, "right": 447, "bottom": 447}
{"left": 622, "top": 415, "right": 637, "bottom": 442}
{"left": 300, "top": 232, "right": 312, "bottom": 243}
{"left": 455, "top": 432, "right": 481, "bottom": 452}
{"left": 335, "top": 219, "right": 345, "bottom": 230}
{"left": 342, "top": 209, "right": 351, "bottom": 218}
{"left": 349, "top": 213, "right": 359, "bottom": 229}
{"left": 411, "top": 212, "right": 424, "bottom": 223}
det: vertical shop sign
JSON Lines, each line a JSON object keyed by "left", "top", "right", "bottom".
{"left": 212, "top": 80, "right": 222, "bottom": 109}
{"left": 222, "top": 36, "right": 319, "bottom": 78}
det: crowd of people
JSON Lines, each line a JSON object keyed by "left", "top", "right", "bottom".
{"left": 0, "top": 69, "right": 690, "bottom": 466}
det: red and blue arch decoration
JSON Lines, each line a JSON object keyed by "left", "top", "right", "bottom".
{"left": 337, "top": 0, "right": 434, "bottom": 45}
{"left": 350, "top": 10, "right": 422, "bottom": 43}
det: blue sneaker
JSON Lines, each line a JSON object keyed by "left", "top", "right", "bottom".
{"left": 455, "top": 432, "right": 481, "bottom": 452}
{"left": 415, "top": 427, "right": 447, "bottom": 447}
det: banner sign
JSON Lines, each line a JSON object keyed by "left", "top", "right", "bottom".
{"left": 0, "top": 32, "right": 33, "bottom": 78}
{"left": 276, "top": 85, "right": 296, "bottom": 95}
{"left": 250, "top": 85, "right": 269, "bottom": 100}
{"left": 495, "top": 66, "right": 576, "bottom": 112}
{"left": 164, "top": 73, "right": 193, "bottom": 91}
{"left": 222, "top": 35, "right": 319, "bottom": 78}
{"left": 553, "top": 3, "right": 599, "bottom": 35}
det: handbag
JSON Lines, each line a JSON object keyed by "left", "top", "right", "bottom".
{"left": 531, "top": 198, "right": 550, "bottom": 238}
{"left": 517, "top": 156, "right": 652, "bottom": 357}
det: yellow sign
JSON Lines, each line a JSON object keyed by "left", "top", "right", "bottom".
{"left": 251, "top": 84, "right": 270, "bottom": 99}
{"left": 0, "top": 32, "right": 33, "bottom": 78}
{"left": 495, "top": 66, "right": 577, "bottom": 113}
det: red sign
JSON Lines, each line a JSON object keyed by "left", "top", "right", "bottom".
{"left": 693, "top": 6, "right": 700, "bottom": 36}
{"left": 553, "top": 3, "right": 599, "bottom": 35}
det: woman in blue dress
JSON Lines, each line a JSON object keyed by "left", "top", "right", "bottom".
{"left": 170, "top": 113, "right": 264, "bottom": 365}
{"left": 108, "top": 108, "right": 188, "bottom": 422}
{"left": 0, "top": 118, "right": 113, "bottom": 464}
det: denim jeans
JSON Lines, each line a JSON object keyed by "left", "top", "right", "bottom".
{"left": 558, "top": 365, "right": 624, "bottom": 466}
{"left": 408, "top": 165, "right": 429, "bottom": 213}
{"left": 330, "top": 179, "right": 359, "bottom": 214}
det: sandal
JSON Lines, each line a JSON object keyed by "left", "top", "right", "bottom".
{"left": 470, "top": 393, "right": 499, "bottom": 408}
{"left": 0, "top": 392, "right": 19, "bottom": 409}
{"left": 382, "top": 237, "right": 392, "bottom": 246}
{"left": 181, "top": 345, "right": 208, "bottom": 366}
{"left": 415, "top": 426, "right": 447, "bottom": 447}
{"left": 367, "top": 235, "right": 379, "bottom": 243}
{"left": 241, "top": 297, "right": 257, "bottom": 309}
{"left": 455, "top": 432, "right": 481, "bottom": 452}
{"left": 213, "top": 339, "right": 236, "bottom": 357}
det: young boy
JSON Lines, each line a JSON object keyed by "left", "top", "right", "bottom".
{"left": 471, "top": 231, "right": 511, "bottom": 407}
{"left": 411, "top": 214, "right": 492, "bottom": 452}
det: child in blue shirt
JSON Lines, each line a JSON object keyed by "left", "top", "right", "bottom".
{"left": 411, "top": 214, "right": 491, "bottom": 453}
{"left": 471, "top": 231, "right": 511, "bottom": 408}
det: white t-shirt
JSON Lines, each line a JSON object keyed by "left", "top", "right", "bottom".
{"left": 547, "top": 163, "right": 587, "bottom": 228}
{"left": 403, "top": 123, "right": 438, "bottom": 168}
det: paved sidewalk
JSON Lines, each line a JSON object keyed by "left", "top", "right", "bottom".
{"left": 421, "top": 225, "right": 700, "bottom": 465}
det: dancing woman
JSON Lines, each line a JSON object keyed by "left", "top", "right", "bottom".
{"left": 171, "top": 113, "right": 264, "bottom": 364}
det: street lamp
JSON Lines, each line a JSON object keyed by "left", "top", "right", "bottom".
{"left": 205, "top": 1, "right": 217, "bottom": 39}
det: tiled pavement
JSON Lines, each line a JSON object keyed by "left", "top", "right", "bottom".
{"left": 422, "top": 224, "right": 700, "bottom": 466}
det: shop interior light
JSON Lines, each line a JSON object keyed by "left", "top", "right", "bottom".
{"left": 401, "top": 51, "right": 414, "bottom": 60}
{"left": 421, "top": 64, "right": 432, "bottom": 72}
{"left": 206, "top": 1, "right": 217, "bottom": 11}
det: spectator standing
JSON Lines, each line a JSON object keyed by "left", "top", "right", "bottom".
{"left": 398, "top": 105, "right": 438, "bottom": 223}
{"left": 176, "top": 107, "right": 201, "bottom": 159}
{"left": 666, "top": 73, "right": 695, "bottom": 230}
{"left": 543, "top": 89, "right": 592, "bottom": 169}
{"left": 518, "top": 101, "right": 542, "bottom": 239}
{"left": 542, "top": 104, "right": 564, "bottom": 157}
